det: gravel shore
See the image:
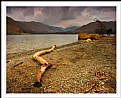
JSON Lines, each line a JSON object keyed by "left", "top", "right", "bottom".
{"left": 6, "top": 36, "right": 116, "bottom": 93}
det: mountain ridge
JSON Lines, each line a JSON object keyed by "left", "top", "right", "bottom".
{"left": 7, "top": 17, "right": 116, "bottom": 35}
{"left": 7, "top": 17, "right": 79, "bottom": 35}
{"left": 74, "top": 21, "right": 116, "bottom": 34}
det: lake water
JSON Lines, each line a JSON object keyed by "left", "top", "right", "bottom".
{"left": 7, "top": 34, "right": 78, "bottom": 53}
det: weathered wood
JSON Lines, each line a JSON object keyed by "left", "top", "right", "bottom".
{"left": 13, "top": 62, "right": 23, "bottom": 68}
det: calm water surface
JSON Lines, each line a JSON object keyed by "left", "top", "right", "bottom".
{"left": 7, "top": 34, "right": 78, "bottom": 53}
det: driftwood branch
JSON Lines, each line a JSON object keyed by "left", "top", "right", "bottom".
{"left": 13, "top": 62, "right": 23, "bottom": 68}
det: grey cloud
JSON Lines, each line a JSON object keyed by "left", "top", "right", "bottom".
{"left": 23, "top": 8, "right": 35, "bottom": 17}
{"left": 39, "top": 7, "right": 81, "bottom": 22}
{"left": 7, "top": 6, "right": 116, "bottom": 27}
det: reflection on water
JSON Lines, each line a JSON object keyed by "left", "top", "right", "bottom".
{"left": 7, "top": 34, "right": 78, "bottom": 53}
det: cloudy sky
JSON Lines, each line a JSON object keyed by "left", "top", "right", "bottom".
{"left": 7, "top": 6, "right": 116, "bottom": 28}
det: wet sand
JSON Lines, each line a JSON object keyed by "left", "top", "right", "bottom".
{"left": 6, "top": 36, "right": 116, "bottom": 93}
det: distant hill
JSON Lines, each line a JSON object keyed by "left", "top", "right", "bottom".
{"left": 64, "top": 26, "right": 80, "bottom": 32}
{"left": 7, "top": 17, "right": 64, "bottom": 34}
{"left": 74, "top": 21, "right": 116, "bottom": 34}
{"left": 7, "top": 17, "right": 80, "bottom": 35}
{"left": 7, "top": 17, "right": 116, "bottom": 35}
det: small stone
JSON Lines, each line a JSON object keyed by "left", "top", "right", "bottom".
{"left": 101, "top": 82, "right": 105, "bottom": 85}
{"left": 99, "top": 76, "right": 108, "bottom": 80}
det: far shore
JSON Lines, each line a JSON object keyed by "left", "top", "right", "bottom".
{"left": 7, "top": 33, "right": 78, "bottom": 35}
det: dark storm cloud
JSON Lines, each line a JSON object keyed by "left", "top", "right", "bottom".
{"left": 7, "top": 6, "right": 116, "bottom": 27}
{"left": 93, "top": 6, "right": 116, "bottom": 12}
{"left": 7, "top": 7, "right": 12, "bottom": 14}
{"left": 23, "top": 8, "right": 35, "bottom": 17}
{"left": 7, "top": 7, "right": 35, "bottom": 16}
{"left": 37, "top": 7, "right": 85, "bottom": 22}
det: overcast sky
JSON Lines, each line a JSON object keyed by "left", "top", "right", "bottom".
{"left": 7, "top": 6, "right": 116, "bottom": 28}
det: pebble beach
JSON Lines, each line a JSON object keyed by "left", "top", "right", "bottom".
{"left": 6, "top": 36, "right": 116, "bottom": 94}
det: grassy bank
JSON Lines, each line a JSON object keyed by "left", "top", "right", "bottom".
{"left": 6, "top": 36, "right": 116, "bottom": 93}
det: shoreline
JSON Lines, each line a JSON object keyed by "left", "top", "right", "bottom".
{"left": 7, "top": 41, "right": 80, "bottom": 60}
{"left": 6, "top": 36, "right": 116, "bottom": 93}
